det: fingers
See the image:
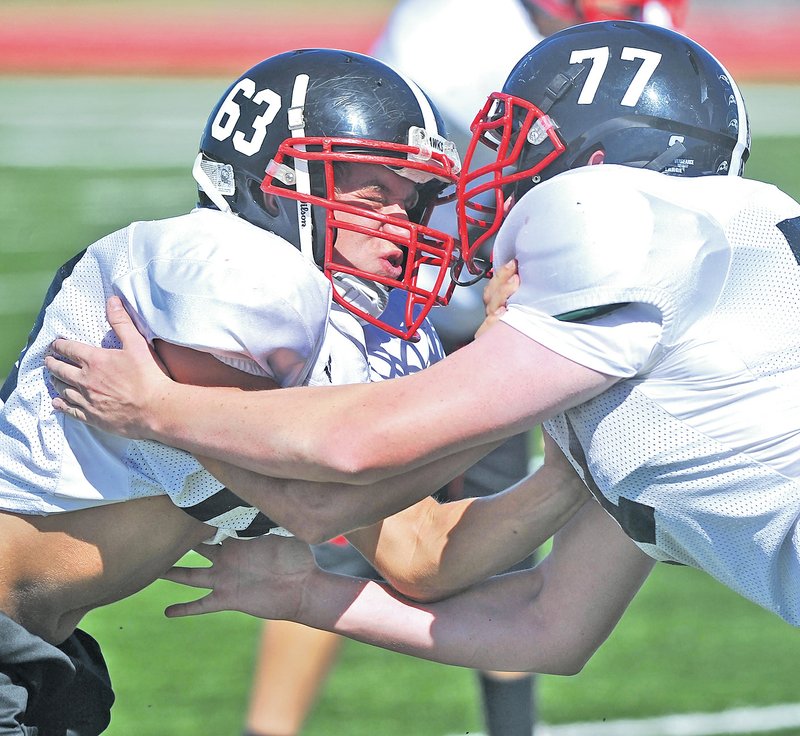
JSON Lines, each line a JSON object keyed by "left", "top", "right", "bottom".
{"left": 46, "top": 297, "right": 142, "bottom": 370}
{"left": 160, "top": 543, "right": 219, "bottom": 586}
{"left": 45, "top": 351, "right": 100, "bottom": 417}
{"left": 161, "top": 565, "right": 214, "bottom": 589}
{"left": 51, "top": 396, "right": 88, "bottom": 423}
{"left": 162, "top": 552, "right": 226, "bottom": 619}
{"left": 46, "top": 361, "right": 91, "bottom": 418}
{"left": 105, "top": 296, "right": 145, "bottom": 349}
{"left": 47, "top": 338, "right": 93, "bottom": 370}
{"left": 45, "top": 360, "right": 82, "bottom": 390}
{"left": 483, "top": 263, "right": 518, "bottom": 317}
{"left": 164, "top": 593, "right": 219, "bottom": 619}
{"left": 474, "top": 260, "right": 520, "bottom": 340}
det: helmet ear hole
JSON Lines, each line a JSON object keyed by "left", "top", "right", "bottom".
{"left": 587, "top": 149, "right": 606, "bottom": 166}
{"left": 261, "top": 191, "right": 281, "bottom": 217}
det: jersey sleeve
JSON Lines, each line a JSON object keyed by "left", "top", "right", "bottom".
{"left": 494, "top": 167, "right": 668, "bottom": 320}
{"left": 501, "top": 302, "right": 662, "bottom": 377}
{"left": 114, "top": 214, "right": 332, "bottom": 388}
{"left": 493, "top": 166, "right": 732, "bottom": 364}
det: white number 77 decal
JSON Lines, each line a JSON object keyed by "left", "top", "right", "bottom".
{"left": 569, "top": 46, "right": 663, "bottom": 107}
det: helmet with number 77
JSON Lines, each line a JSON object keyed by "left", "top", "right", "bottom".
{"left": 456, "top": 21, "right": 751, "bottom": 276}
{"left": 194, "top": 48, "right": 462, "bottom": 341}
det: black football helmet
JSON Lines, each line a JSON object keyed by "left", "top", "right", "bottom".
{"left": 457, "top": 22, "right": 751, "bottom": 274}
{"left": 194, "top": 48, "right": 461, "bottom": 340}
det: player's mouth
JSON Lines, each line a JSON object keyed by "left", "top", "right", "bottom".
{"left": 382, "top": 249, "right": 404, "bottom": 278}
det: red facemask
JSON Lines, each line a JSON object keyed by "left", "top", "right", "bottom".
{"left": 456, "top": 93, "right": 566, "bottom": 277}
{"left": 261, "top": 134, "right": 461, "bottom": 341}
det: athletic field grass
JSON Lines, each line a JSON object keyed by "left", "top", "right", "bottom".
{"left": 2, "top": 77, "right": 800, "bottom": 735}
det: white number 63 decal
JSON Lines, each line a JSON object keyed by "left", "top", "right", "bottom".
{"left": 569, "top": 46, "right": 662, "bottom": 107}
{"left": 211, "top": 78, "right": 282, "bottom": 157}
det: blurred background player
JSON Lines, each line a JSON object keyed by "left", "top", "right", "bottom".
{"left": 243, "top": 3, "right": 687, "bottom": 736}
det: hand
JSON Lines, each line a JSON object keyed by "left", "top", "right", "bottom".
{"left": 45, "top": 296, "right": 172, "bottom": 438}
{"left": 162, "top": 534, "right": 317, "bottom": 620}
{"left": 475, "top": 259, "right": 519, "bottom": 339}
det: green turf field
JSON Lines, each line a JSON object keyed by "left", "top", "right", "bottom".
{"left": 2, "top": 79, "right": 800, "bottom": 735}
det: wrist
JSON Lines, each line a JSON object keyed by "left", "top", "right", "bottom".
{"left": 296, "top": 568, "right": 369, "bottom": 631}
{"left": 143, "top": 379, "right": 183, "bottom": 443}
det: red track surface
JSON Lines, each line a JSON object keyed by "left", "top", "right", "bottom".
{"left": 0, "top": 6, "right": 798, "bottom": 81}
{"left": 0, "top": 8, "right": 386, "bottom": 76}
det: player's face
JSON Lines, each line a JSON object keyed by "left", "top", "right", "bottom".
{"left": 331, "top": 163, "right": 419, "bottom": 280}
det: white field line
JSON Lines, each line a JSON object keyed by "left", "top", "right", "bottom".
{"left": 447, "top": 702, "right": 800, "bottom": 736}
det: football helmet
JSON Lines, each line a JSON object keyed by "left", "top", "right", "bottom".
{"left": 194, "top": 49, "right": 461, "bottom": 341}
{"left": 457, "top": 21, "right": 750, "bottom": 274}
{"left": 525, "top": 0, "right": 687, "bottom": 26}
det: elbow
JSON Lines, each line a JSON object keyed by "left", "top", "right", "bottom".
{"left": 536, "top": 628, "right": 603, "bottom": 676}
{"left": 290, "top": 523, "right": 335, "bottom": 547}
{"left": 506, "top": 597, "right": 602, "bottom": 676}
{"left": 380, "top": 566, "right": 469, "bottom": 604}
{"left": 544, "top": 651, "right": 592, "bottom": 677}
{"left": 320, "top": 433, "right": 408, "bottom": 486}
{"left": 384, "top": 579, "right": 452, "bottom": 604}
{"left": 505, "top": 639, "right": 594, "bottom": 678}
{"left": 267, "top": 497, "right": 354, "bottom": 546}
{"left": 280, "top": 509, "right": 350, "bottom": 546}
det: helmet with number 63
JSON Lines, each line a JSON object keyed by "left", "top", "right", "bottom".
{"left": 457, "top": 21, "right": 751, "bottom": 275}
{"left": 194, "top": 48, "right": 461, "bottom": 341}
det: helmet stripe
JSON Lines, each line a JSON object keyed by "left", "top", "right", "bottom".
{"left": 727, "top": 72, "right": 750, "bottom": 176}
{"left": 289, "top": 73, "right": 314, "bottom": 261}
{"left": 713, "top": 55, "right": 750, "bottom": 176}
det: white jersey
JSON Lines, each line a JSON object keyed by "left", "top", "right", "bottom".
{"left": 0, "top": 208, "right": 443, "bottom": 541}
{"left": 496, "top": 165, "right": 800, "bottom": 624}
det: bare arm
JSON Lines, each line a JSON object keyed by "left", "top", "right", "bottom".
{"left": 153, "top": 339, "right": 502, "bottom": 542}
{"left": 162, "top": 498, "right": 654, "bottom": 674}
{"left": 347, "top": 433, "right": 588, "bottom": 601}
{"left": 199, "top": 440, "right": 499, "bottom": 545}
{"left": 48, "top": 296, "right": 617, "bottom": 484}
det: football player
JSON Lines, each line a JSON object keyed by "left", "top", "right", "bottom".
{"left": 51, "top": 21, "right": 794, "bottom": 676}
{"left": 0, "top": 47, "right": 487, "bottom": 732}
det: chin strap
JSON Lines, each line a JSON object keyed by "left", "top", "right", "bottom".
{"left": 332, "top": 273, "right": 390, "bottom": 320}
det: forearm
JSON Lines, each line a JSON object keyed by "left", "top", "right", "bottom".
{"left": 199, "top": 441, "right": 500, "bottom": 544}
{"left": 297, "top": 569, "right": 557, "bottom": 672}
{"left": 135, "top": 325, "right": 614, "bottom": 484}
{"left": 296, "top": 501, "right": 654, "bottom": 674}
{"left": 149, "top": 378, "right": 448, "bottom": 482}
{"left": 350, "top": 452, "right": 591, "bottom": 601}
{"left": 162, "top": 499, "right": 653, "bottom": 674}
